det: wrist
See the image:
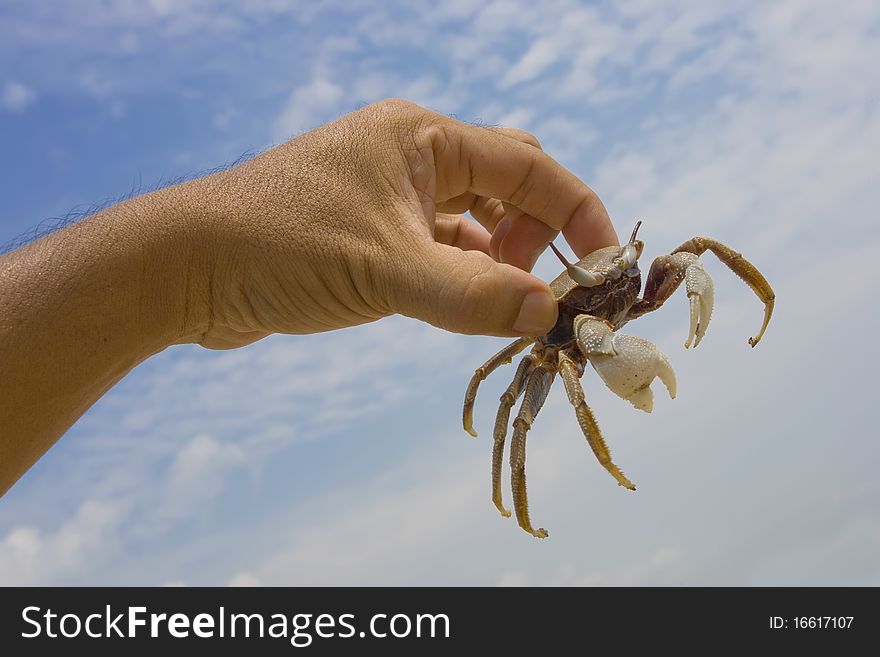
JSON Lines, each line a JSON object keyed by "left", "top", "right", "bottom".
{"left": 110, "top": 182, "right": 216, "bottom": 349}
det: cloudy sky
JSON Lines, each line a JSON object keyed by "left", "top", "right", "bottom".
{"left": 1, "top": 0, "right": 878, "bottom": 585}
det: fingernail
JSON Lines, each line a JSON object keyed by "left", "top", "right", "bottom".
{"left": 490, "top": 217, "right": 512, "bottom": 261}
{"left": 513, "top": 291, "right": 557, "bottom": 335}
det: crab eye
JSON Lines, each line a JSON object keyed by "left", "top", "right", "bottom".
{"left": 616, "top": 244, "right": 638, "bottom": 269}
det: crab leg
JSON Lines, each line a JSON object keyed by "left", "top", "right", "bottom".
{"left": 491, "top": 354, "right": 537, "bottom": 518}
{"left": 558, "top": 350, "right": 636, "bottom": 490}
{"left": 462, "top": 337, "right": 533, "bottom": 437}
{"left": 628, "top": 237, "right": 774, "bottom": 348}
{"left": 671, "top": 237, "right": 774, "bottom": 347}
{"left": 510, "top": 363, "right": 555, "bottom": 538}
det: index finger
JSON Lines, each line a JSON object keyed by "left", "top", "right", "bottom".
{"left": 429, "top": 120, "right": 619, "bottom": 256}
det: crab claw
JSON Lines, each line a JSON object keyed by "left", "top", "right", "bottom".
{"left": 574, "top": 317, "right": 677, "bottom": 413}
{"left": 683, "top": 257, "right": 714, "bottom": 349}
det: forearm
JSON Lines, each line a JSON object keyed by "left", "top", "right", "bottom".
{"left": 0, "top": 185, "right": 208, "bottom": 494}
{"left": 0, "top": 100, "right": 617, "bottom": 496}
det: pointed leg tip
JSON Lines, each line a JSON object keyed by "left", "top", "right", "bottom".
{"left": 494, "top": 499, "right": 512, "bottom": 517}
{"left": 614, "top": 473, "right": 636, "bottom": 490}
{"left": 465, "top": 427, "right": 478, "bottom": 438}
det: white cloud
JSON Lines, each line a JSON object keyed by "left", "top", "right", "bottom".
{"left": 495, "top": 107, "right": 535, "bottom": 130}
{"left": 213, "top": 107, "right": 236, "bottom": 131}
{"left": 502, "top": 38, "right": 562, "bottom": 88}
{"left": 228, "top": 571, "right": 262, "bottom": 586}
{"left": 161, "top": 434, "right": 246, "bottom": 516}
{"left": 274, "top": 78, "right": 344, "bottom": 139}
{"left": 1, "top": 81, "right": 36, "bottom": 112}
{"left": 197, "top": 428, "right": 513, "bottom": 585}
{"left": 498, "top": 571, "right": 529, "bottom": 586}
{"left": 0, "top": 500, "right": 126, "bottom": 585}
{"left": 148, "top": 0, "right": 176, "bottom": 17}
{"left": 79, "top": 68, "right": 116, "bottom": 99}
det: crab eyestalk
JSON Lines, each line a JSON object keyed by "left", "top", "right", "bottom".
{"left": 549, "top": 242, "right": 606, "bottom": 287}
{"left": 619, "top": 220, "right": 645, "bottom": 266}
{"left": 548, "top": 241, "right": 573, "bottom": 269}
{"left": 629, "top": 220, "right": 642, "bottom": 243}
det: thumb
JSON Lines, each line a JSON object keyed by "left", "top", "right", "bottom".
{"left": 391, "top": 243, "right": 558, "bottom": 337}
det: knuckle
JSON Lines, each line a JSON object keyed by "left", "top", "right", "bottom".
{"left": 503, "top": 128, "right": 542, "bottom": 150}
{"left": 370, "top": 98, "right": 423, "bottom": 123}
{"left": 377, "top": 97, "right": 418, "bottom": 111}
{"left": 523, "top": 131, "right": 542, "bottom": 149}
{"left": 577, "top": 186, "right": 603, "bottom": 217}
{"left": 366, "top": 99, "right": 439, "bottom": 149}
{"left": 509, "top": 154, "right": 538, "bottom": 207}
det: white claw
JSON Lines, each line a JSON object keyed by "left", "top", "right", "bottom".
{"left": 572, "top": 315, "right": 616, "bottom": 355}
{"left": 575, "top": 318, "right": 677, "bottom": 413}
{"left": 627, "top": 386, "right": 655, "bottom": 413}
{"left": 687, "top": 294, "right": 700, "bottom": 349}
{"left": 683, "top": 257, "right": 714, "bottom": 349}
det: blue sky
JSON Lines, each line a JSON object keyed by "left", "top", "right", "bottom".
{"left": 1, "top": 0, "right": 879, "bottom": 585}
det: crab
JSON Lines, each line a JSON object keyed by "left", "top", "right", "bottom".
{"left": 462, "top": 222, "right": 775, "bottom": 538}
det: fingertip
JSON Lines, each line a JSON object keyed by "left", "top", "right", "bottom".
{"left": 562, "top": 192, "right": 620, "bottom": 257}
{"left": 513, "top": 288, "right": 558, "bottom": 336}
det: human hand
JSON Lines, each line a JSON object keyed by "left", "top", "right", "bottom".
{"left": 0, "top": 98, "right": 618, "bottom": 488}
{"left": 184, "top": 99, "right": 618, "bottom": 349}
